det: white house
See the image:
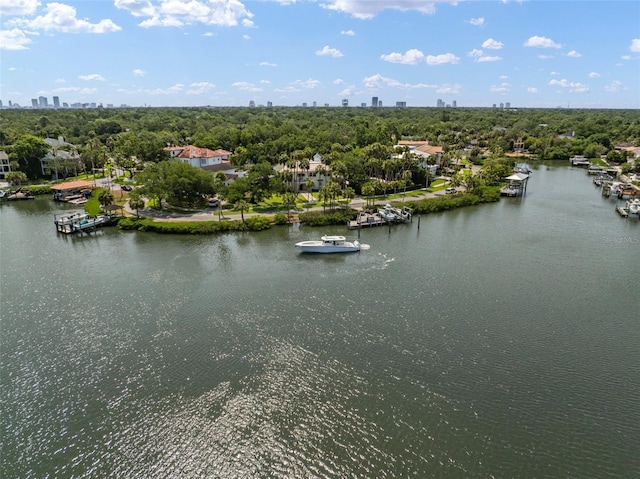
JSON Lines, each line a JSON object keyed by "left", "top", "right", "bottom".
{"left": 164, "top": 145, "right": 232, "bottom": 168}
{"left": 275, "top": 154, "right": 332, "bottom": 192}
{"left": 0, "top": 151, "right": 10, "bottom": 180}
{"left": 41, "top": 136, "right": 81, "bottom": 179}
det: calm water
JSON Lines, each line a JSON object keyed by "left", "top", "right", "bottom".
{"left": 1, "top": 165, "right": 638, "bottom": 478}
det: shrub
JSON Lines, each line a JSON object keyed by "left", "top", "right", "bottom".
{"left": 299, "top": 209, "right": 358, "bottom": 226}
{"left": 274, "top": 213, "right": 288, "bottom": 225}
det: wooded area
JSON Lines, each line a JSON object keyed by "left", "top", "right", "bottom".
{"left": 2, "top": 107, "right": 638, "bottom": 208}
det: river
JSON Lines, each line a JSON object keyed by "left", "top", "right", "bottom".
{"left": 1, "top": 164, "right": 638, "bottom": 478}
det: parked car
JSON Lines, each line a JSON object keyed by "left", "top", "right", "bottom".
{"left": 445, "top": 187, "right": 457, "bottom": 194}
{"left": 121, "top": 184, "right": 133, "bottom": 191}
{"left": 208, "top": 199, "right": 220, "bottom": 208}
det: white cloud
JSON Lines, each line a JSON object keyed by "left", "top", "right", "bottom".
{"left": 478, "top": 55, "right": 501, "bottom": 63}
{"left": 468, "top": 49, "right": 482, "bottom": 59}
{"left": 54, "top": 78, "right": 66, "bottom": 83}
{"left": 604, "top": 80, "right": 624, "bottom": 93}
{"left": 490, "top": 82, "right": 511, "bottom": 93}
{"left": 203, "top": 32, "right": 214, "bottom": 36}
{"left": 114, "top": 0, "right": 156, "bottom": 17}
{"left": 341, "top": 29, "right": 355, "bottom": 36}
{"left": 549, "top": 78, "right": 589, "bottom": 93}
{"left": 133, "top": 69, "right": 146, "bottom": 77}
{"left": 538, "top": 54, "right": 554, "bottom": 60}
{"left": 232, "top": 81, "right": 262, "bottom": 92}
{"left": 588, "top": 72, "right": 600, "bottom": 78}
{"left": 436, "top": 83, "right": 461, "bottom": 95}
{"left": 187, "top": 82, "right": 215, "bottom": 94}
{"left": 243, "top": 34, "right": 250, "bottom": 40}
{"left": 147, "top": 83, "right": 184, "bottom": 95}
{"left": 316, "top": 45, "right": 343, "bottom": 57}
{"left": 363, "top": 73, "right": 437, "bottom": 90}
{"left": 53, "top": 86, "right": 98, "bottom": 95}
{"left": 79, "top": 74, "right": 106, "bottom": 81}
{"left": 381, "top": 48, "right": 425, "bottom": 65}
{"left": 527, "top": 87, "right": 538, "bottom": 93}
{"left": 0, "top": 27, "right": 33, "bottom": 50}
{"left": 322, "top": 0, "right": 444, "bottom": 20}
{"left": 120, "top": 0, "right": 254, "bottom": 28}
{"left": 333, "top": 78, "right": 345, "bottom": 84}
{"left": 524, "top": 36, "right": 561, "bottom": 49}
{"left": 426, "top": 53, "right": 459, "bottom": 65}
{"left": 630, "top": 39, "right": 640, "bottom": 53}
{"left": 259, "top": 62, "right": 277, "bottom": 67}
{"left": 566, "top": 50, "right": 581, "bottom": 58}
{"left": 292, "top": 79, "right": 321, "bottom": 89}
{"left": 469, "top": 17, "right": 485, "bottom": 27}
{"left": 0, "top": 0, "right": 40, "bottom": 16}
{"left": 550, "top": 71, "right": 560, "bottom": 76}
{"left": 482, "top": 38, "right": 503, "bottom": 50}
{"left": 468, "top": 49, "right": 501, "bottom": 63}
{"left": 22, "top": 3, "right": 121, "bottom": 33}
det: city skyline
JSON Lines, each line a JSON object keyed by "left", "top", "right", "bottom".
{"left": 1, "top": 1, "right": 639, "bottom": 109}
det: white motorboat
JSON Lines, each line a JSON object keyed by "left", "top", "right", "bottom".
{"left": 295, "top": 235, "right": 362, "bottom": 253}
{"left": 627, "top": 198, "right": 640, "bottom": 217}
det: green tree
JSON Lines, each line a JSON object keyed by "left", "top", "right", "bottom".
{"left": 11, "top": 135, "right": 49, "bottom": 180}
{"left": 98, "top": 189, "right": 114, "bottom": 210}
{"left": 6, "top": 171, "right": 28, "bottom": 185}
{"left": 137, "top": 160, "right": 215, "bottom": 208}
{"left": 234, "top": 199, "right": 249, "bottom": 223}
{"left": 128, "top": 190, "right": 145, "bottom": 218}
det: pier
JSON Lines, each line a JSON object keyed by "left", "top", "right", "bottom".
{"left": 54, "top": 212, "right": 113, "bottom": 234}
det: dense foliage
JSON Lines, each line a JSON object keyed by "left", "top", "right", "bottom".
{"left": 117, "top": 215, "right": 273, "bottom": 234}
{"left": 2, "top": 107, "right": 638, "bottom": 162}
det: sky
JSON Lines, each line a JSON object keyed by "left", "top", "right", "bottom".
{"left": 1, "top": 0, "right": 639, "bottom": 109}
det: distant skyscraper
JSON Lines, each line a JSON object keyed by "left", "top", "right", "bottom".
{"left": 437, "top": 99, "right": 445, "bottom": 108}
{"left": 53, "top": 96, "right": 60, "bottom": 108}
{"left": 395, "top": 101, "right": 407, "bottom": 108}
{"left": 371, "top": 96, "right": 378, "bottom": 107}
{"left": 0, "top": 100, "right": 3, "bottom": 109}
{"left": 505, "top": 102, "right": 511, "bottom": 109}
{"left": 38, "top": 96, "right": 48, "bottom": 108}
{"left": 342, "top": 99, "right": 348, "bottom": 107}
{"left": 32, "top": 98, "right": 38, "bottom": 108}
{"left": 267, "top": 101, "right": 273, "bottom": 107}
{"left": 499, "top": 102, "right": 504, "bottom": 109}
{"left": 452, "top": 100, "right": 457, "bottom": 108}
{"left": 249, "top": 100, "right": 255, "bottom": 107}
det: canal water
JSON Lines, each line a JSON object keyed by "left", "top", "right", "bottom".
{"left": 1, "top": 165, "right": 638, "bottom": 478}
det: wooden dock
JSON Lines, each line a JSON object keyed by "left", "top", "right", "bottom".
{"left": 348, "top": 211, "right": 387, "bottom": 229}
{"left": 54, "top": 212, "right": 113, "bottom": 234}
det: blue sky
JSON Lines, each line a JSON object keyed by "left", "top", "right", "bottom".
{"left": 1, "top": 0, "right": 639, "bottom": 109}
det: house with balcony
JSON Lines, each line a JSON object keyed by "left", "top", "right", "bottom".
{"left": 41, "top": 136, "right": 82, "bottom": 179}
{"left": 0, "top": 151, "right": 10, "bottom": 180}
{"left": 164, "top": 145, "right": 232, "bottom": 168}
{"left": 275, "top": 154, "right": 332, "bottom": 192}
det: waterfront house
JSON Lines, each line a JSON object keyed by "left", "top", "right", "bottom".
{"left": 41, "top": 136, "right": 81, "bottom": 179}
{"left": 275, "top": 154, "right": 332, "bottom": 192}
{"left": 397, "top": 140, "right": 444, "bottom": 168}
{"left": 0, "top": 151, "right": 10, "bottom": 180}
{"left": 164, "top": 145, "right": 232, "bottom": 168}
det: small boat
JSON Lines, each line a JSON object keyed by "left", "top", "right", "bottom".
{"left": 7, "top": 189, "right": 35, "bottom": 201}
{"left": 295, "top": 235, "right": 362, "bottom": 253}
{"left": 627, "top": 198, "right": 640, "bottom": 217}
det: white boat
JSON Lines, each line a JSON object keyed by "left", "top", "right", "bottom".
{"left": 295, "top": 235, "right": 361, "bottom": 253}
{"left": 627, "top": 198, "right": 640, "bottom": 217}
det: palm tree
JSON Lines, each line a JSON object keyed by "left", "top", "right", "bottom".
{"left": 234, "top": 199, "right": 249, "bottom": 223}
{"left": 128, "top": 191, "right": 145, "bottom": 218}
{"left": 401, "top": 170, "right": 412, "bottom": 202}
{"left": 283, "top": 191, "right": 298, "bottom": 220}
{"left": 361, "top": 183, "right": 375, "bottom": 208}
{"left": 98, "top": 189, "right": 114, "bottom": 212}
